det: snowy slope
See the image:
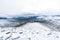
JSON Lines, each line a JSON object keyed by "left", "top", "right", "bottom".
{"left": 0, "top": 14, "right": 60, "bottom": 40}
{"left": 0, "top": 23, "right": 60, "bottom": 40}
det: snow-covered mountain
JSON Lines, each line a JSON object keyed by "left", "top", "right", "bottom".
{"left": 0, "top": 14, "right": 60, "bottom": 40}
{"left": 0, "top": 14, "right": 60, "bottom": 31}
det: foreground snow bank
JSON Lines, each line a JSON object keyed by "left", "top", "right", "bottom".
{"left": 0, "top": 23, "right": 60, "bottom": 40}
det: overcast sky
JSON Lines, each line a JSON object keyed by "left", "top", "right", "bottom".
{"left": 0, "top": 0, "right": 60, "bottom": 15}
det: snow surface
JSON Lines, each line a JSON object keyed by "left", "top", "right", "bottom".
{"left": 0, "top": 14, "right": 60, "bottom": 40}
{"left": 0, "top": 22, "right": 60, "bottom": 40}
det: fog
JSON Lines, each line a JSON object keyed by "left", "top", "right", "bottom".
{"left": 0, "top": 0, "right": 60, "bottom": 15}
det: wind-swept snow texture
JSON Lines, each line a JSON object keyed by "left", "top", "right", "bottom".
{"left": 0, "top": 14, "right": 60, "bottom": 40}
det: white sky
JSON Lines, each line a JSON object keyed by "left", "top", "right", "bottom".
{"left": 0, "top": 0, "right": 60, "bottom": 15}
